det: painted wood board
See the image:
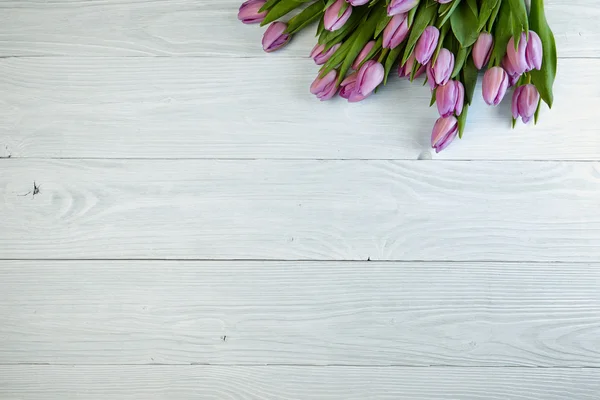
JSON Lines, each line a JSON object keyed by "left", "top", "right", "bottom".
{"left": 0, "top": 366, "right": 598, "bottom": 399}
{"left": 2, "top": 159, "right": 599, "bottom": 261}
{"left": 0, "top": 57, "right": 598, "bottom": 160}
{"left": 1, "top": 260, "right": 599, "bottom": 366}
{"left": 0, "top": 0, "right": 596, "bottom": 58}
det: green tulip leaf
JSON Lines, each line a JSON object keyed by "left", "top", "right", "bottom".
{"left": 529, "top": 0, "right": 557, "bottom": 108}
{"left": 401, "top": 0, "right": 438, "bottom": 65}
{"left": 451, "top": 0, "right": 480, "bottom": 48}
{"left": 430, "top": 88, "right": 437, "bottom": 107}
{"left": 506, "top": 0, "right": 528, "bottom": 34}
{"left": 262, "top": 0, "right": 314, "bottom": 26}
{"left": 337, "top": 4, "right": 387, "bottom": 85}
{"left": 286, "top": 1, "right": 325, "bottom": 34}
{"left": 384, "top": 44, "right": 405, "bottom": 85}
{"left": 260, "top": 0, "right": 283, "bottom": 13}
{"left": 486, "top": 0, "right": 503, "bottom": 32}
{"left": 461, "top": 57, "right": 479, "bottom": 106}
{"left": 457, "top": 104, "right": 469, "bottom": 139}
{"left": 374, "top": 14, "right": 392, "bottom": 39}
{"left": 451, "top": 46, "right": 469, "bottom": 79}
{"left": 478, "top": 0, "right": 500, "bottom": 30}
{"left": 437, "top": 0, "right": 461, "bottom": 28}
{"left": 488, "top": 0, "right": 512, "bottom": 66}
{"left": 466, "top": 0, "right": 479, "bottom": 17}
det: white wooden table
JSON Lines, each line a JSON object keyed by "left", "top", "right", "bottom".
{"left": 1, "top": 1, "right": 599, "bottom": 398}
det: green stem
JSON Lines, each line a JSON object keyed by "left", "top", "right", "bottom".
{"left": 378, "top": 48, "right": 390, "bottom": 63}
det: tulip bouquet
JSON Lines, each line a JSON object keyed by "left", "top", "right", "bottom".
{"left": 238, "top": 0, "right": 556, "bottom": 152}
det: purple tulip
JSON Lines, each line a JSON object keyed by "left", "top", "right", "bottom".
{"left": 526, "top": 31, "right": 543, "bottom": 70}
{"left": 506, "top": 33, "right": 532, "bottom": 74}
{"left": 352, "top": 60, "right": 384, "bottom": 99}
{"left": 415, "top": 26, "right": 439, "bottom": 65}
{"left": 472, "top": 32, "right": 493, "bottom": 70}
{"left": 382, "top": 13, "right": 410, "bottom": 49}
{"left": 310, "top": 70, "right": 338, "bottom": 101}
{"left": 482, "top": 66, "right": 509, "bottom": 106}
{"left": 324, "top": 0, "right": 353, "bottom": 32}
{"left": 348, "top": 0, "right": 370, "bottom": 5}
{"left": 436, "top": 80, "right": 464, "bottom": 118}
{"left": 387, "top": 0, "right": 420, "bottom": 16}
{"left": 512, "top": 84, "right": 540, "bottom": 124}
{"left": 262, "top": 22, "right": 290, "bottom": 53}
{"left": 310, "top": 43, "right": 341, "bottom": 65}
{"left": 238, "top": 0, "right": 267, "bottom": 24}
{"left": 431, "top": 116, "right": 459, "bottom": 153}
{"left": 429, "top": 48, "right": 454, "bottom": 88}
{"left": 426, "top": 64, "right": 436, "bottom": 90}
{"left": 502, "top": 55, "right": 521, "bottom": 87}
{"left": 398, "top": 54, "right": 425, "bottom": 79}
{"left": 340, "top": 72, "right": 358, "bottom": 99}
{"left": 339, "top": 72, "right": 369, "bottom": 102}
{"left": 352, "top": 40, "right": 376, "bottom": 70}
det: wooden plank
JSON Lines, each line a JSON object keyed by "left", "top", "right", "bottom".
{"left": 0, "top": 0, "right": 597, "bottom": 57}
{"left": 1, "top": 159, "right": 600, "bottom": 261}
{"left": 1, "top": 260, "right": 599, "bottom": 365}
{"left": 0, "top": 57, "right": 598, "bottom": 160}
{"left": 0, "top": 366, "right": 599, "bottom": 399}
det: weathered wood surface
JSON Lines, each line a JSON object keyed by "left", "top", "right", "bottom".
{"left": 0, "top": 0, "right": 596, "bottom": 58}
{"left": 0, "top": 58, "right": 598, "bottom": 160}
{"left": 0, "top": 366, "right": 599, "bottom": 400}
{"left": 1, "top": 260, "right": 599, "bottom": 366}
{"left": 2, "top": 160, "right": 599, "bottom": 261}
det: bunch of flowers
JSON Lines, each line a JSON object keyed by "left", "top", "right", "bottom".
{"left": 238, "top": 0, "right": 556, "bottom": 152}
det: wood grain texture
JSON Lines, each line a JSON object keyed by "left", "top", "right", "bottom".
{"left": 1, "top": 366, "right": 599, "bottom": 400}
{"left": 1, "top": 160, "right": 600, "bottom": 261}
{"left": 1, "top": 57, "right": 599, "bottom": 160}
{"left": 0, "top": 0, "right": 597, "bottom": 57}
{"left": 1, "top": 260, "right": 600, "bottom": 366}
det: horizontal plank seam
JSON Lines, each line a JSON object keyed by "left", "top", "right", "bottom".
{"left": 0, "top": 258, "right": 598, "bottom": 265}
{"left": 1, "top": 158, "right": 600, "bottom": 162}
{"left": 0, "top": 55, "right": 597, "bottom": 60}
{"left": 1, "top": 363, "right": 600, "bottom": 369}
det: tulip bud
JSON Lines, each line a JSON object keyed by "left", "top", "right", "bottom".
{"left": 310, "top": 43, "right": 341, "bottom": 65}
{"left": 352, "top": 40, "right": 376, "bottom": 70}
{"left": 512, "top": 84, "right": 540, "bottom": 124}
{"left": 472, "top": 32, "right": 493, "bottom": 70}
{"left": 506, "top": 33, "right": 529, "bottom": 75}
{"left": 310, "top": 70, "right": 338, "bottom": 101}
{"left": 353, "top": 60, "right": 385, "bottom": 98}
{"left": 324, "top": 0, "right": 353, "bottom": 32}
{"left": 238, "top": 0, "right": 267, "bottom": 24}
{"left": 348, "top": 0, "right": 370, "bottom": 5}
{"left": 501, "top": 55, "right": 521, "bottom": 86}
{"left": 262, "top": 22, "right": 290, "bottom": 53}
{"left": 429, "top": 48, "right": 454, "bottom": 87}
{"left": 435, "top": 0, "right": 452, "bottom": 3}
{"left": 339, "top": 72, "right": 358, "bottom": 100}
{"left": 415, "top": 26, "right": 439, "bottom": 65}
{"left": 436, "top": 80, "right": 465, "bottom": 118}
{"left": 398, "top": 54, "right": 425, "bottom": 79}
{"left": 339, "top": 72, "right": 368, "bottom": 102}
{"left": 426, "top": 64, "right": 436, "bottom": 90}
{"left": 526, "top": 31, "right": 543, "bottom": 70}
{"left": 387, "top": 0, "right": 420, "bottom": 16}
{"left": 482, "top": 67, "right": 509, "bottom": 106}
{"left": 382, "top": 13, "right": 410, "bottom": 49}
{"left": 431, "top": 116, "right": 459, "bottom": 153}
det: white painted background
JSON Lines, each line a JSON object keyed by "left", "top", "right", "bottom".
{"left": 0, "top": 0, "right": 599, "bottom": 398}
